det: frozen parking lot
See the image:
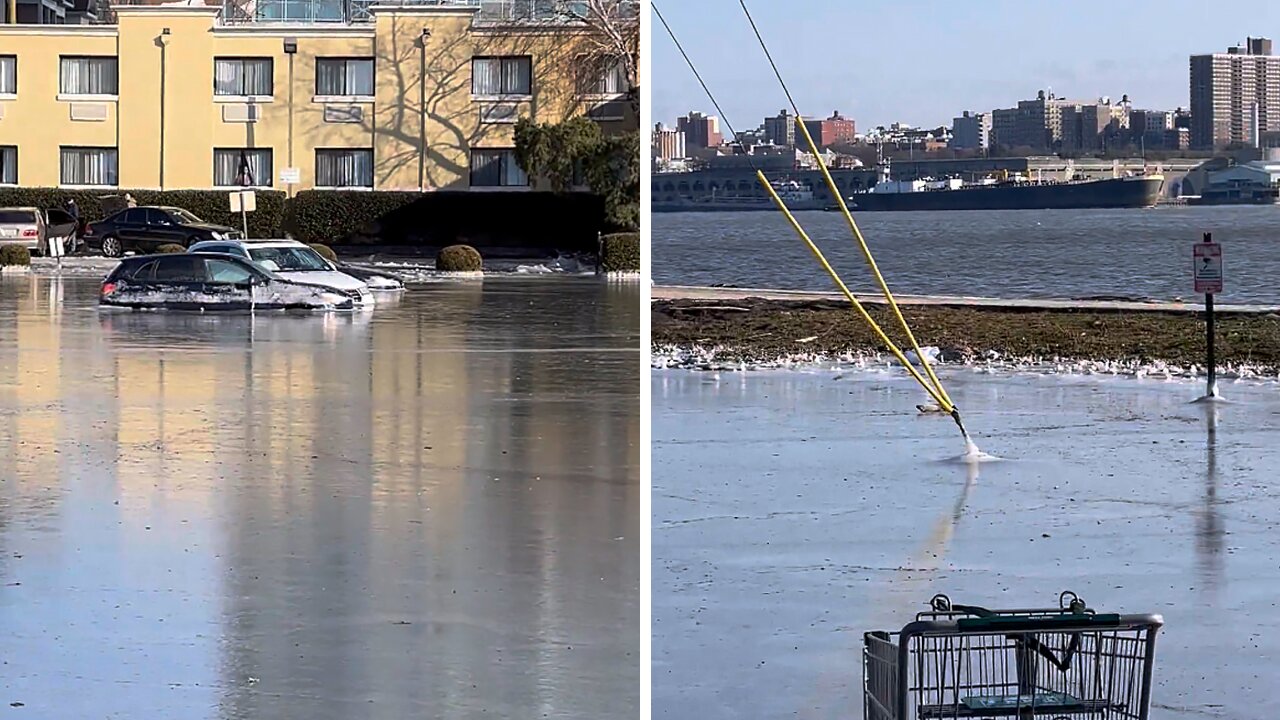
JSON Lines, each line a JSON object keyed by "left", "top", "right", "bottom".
{"left": 0, "top": 274, "right": 640, "bottom": 719}
{"left": 654, "top": 366, "right": 1280, "bottom": 720}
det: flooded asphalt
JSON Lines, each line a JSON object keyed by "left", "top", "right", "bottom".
{"left": 654, "top": 368, "right": 1280, "bottom": 720}
{"left": 0, "top": 274, "right": 640, "bottom": 719}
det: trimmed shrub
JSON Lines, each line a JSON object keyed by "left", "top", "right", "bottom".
{"left": 0, "top": 188, "right": 286, "bottom": 238}
{"left": 0, "top": 244, "right": 31, "bottom": 267}
{"left": 156, "top": 243, "right": 186, "bottom": 254}
{"left": 599, "top": 232, "right": 639, "bottom": 272}
{"left": 436, "top": 244, "right": 483, "bottom": 272}
{"left": 309, "top": 243, "right": 338, "bottom": 262}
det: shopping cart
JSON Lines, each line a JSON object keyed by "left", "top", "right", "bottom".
{"left": 863, "top": 592, "right": 1162, "bottom": 720}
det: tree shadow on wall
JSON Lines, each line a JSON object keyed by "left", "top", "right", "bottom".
{"left": 299, "top": 15, "right": 602, "bottom": 191}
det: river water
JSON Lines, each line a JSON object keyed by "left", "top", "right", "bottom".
{"left": 0, "top": 274, "right": 640, "bottom": 719}
{"left": 653, "top": 206, "right": 1280, "bottom": 302}
{"left": 654, "top": 368, "right": 1280, "bottom": 720}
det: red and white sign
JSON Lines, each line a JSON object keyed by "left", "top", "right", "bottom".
{"left": 1194, "top": 242, "right": 1223, "bottom": 294}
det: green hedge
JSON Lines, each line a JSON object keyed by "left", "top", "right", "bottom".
{"left": 283, "top": 190, "right": 607, "bottom": 252}
{"left": 599, "top": 232, "right": 639, "bottom": 272}
{"left": 436, "top": 244, "right": 483, "bottom": 272}
{"left": 0, "top": 188, "right": 287, "bottom": 238}
{"left": 0, "top": 245, "right": 31, "bottom": 267}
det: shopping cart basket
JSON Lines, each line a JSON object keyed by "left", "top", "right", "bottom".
{"left": 863, "top": 592, "right": 1162, "bottom": 719}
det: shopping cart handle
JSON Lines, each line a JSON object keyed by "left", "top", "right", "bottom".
{"left": 957, "top": 613, "right": 1122, "bottom": 633}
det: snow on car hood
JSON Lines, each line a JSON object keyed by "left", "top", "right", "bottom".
{"left": 273, "top": 270, "right": 369, "bottom": 293}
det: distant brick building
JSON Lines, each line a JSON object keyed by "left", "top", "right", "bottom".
{"left": 677, "top": 111, "right": 722, "bottom": 150}
{"left": 802, "top": 111, "right": 856, "bottom": 147}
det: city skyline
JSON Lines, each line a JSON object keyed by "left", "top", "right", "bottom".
{"left": 653, "top": 0, "right": 1280, "bottom": 134}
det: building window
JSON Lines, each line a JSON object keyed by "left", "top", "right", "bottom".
{"left": 315, "top": 149, "right": 373, "bottom": 188}
{"left": 60, "top": 147, "right": 118, "bottom": 186}
{"left": 59, "top": 56, "right": 118, "bottom": 96}
{"left": 0, "top": 56, "right": 14, "bottom": 95}
{"left": 316, "top": 58, "right": 374, "bottom": 97}
{"left": 471, "top": 56, "right": 531, "bottom": 97}
{"left": 577, "top": 55, "right": 627, "bottom": 96}
{"left": 214, "top": 148, "right": 273, "bottom": 187}
{"left": 0, "top": 146, "right": 15, "bottom": 184}
{"left": 214, "top": 58, "right": 273, "bottom": 97}
{"left": 469, "top": 149, "right": 528, "bottom": 188}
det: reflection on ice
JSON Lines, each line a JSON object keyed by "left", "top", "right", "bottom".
{"left": 0, "top": 273, "right": 640, "bottom": 720}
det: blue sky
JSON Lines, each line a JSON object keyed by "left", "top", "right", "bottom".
{"left": 651, "top": 0, "right": 1280, "bottom": 133}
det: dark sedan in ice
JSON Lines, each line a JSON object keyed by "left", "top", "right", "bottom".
{"left": 99, "top": 253, "right": 361, "bottom": 311}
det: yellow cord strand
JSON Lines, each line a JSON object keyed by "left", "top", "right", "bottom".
{"left": 756, "top": 170, "right": 954, "bottom": 413}
{"left": 792, "top": 118, "right": 955, "bottom": 410}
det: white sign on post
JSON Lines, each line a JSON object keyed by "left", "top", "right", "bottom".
{"left": 280, "top": 168, "right": 301, "bottom": 185}
{"left": 1193, "top": 241, "right": 1223, "bottom": 294}
{"left": 229, "top": 190, "right": 257, "bottom": 213}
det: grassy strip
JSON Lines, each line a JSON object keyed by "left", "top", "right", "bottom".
{"left": 653, "top": 299, "right": 1280, "bottom": 369}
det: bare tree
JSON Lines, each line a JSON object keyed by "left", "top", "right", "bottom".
{"left": 560, "top": 0, "right": 640, "bottom": 115}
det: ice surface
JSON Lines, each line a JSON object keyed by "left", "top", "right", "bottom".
{"left": 654, "top": 367, "right": 1280, "bottom": 719}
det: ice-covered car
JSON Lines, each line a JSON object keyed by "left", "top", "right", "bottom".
{"left": 99, "top": 253, "right": 361, "bottom": 311}
{"left": 187, "top": 238, "right": 391, "bottom": 300}
{"left": 333, "top": 263, "right": 407, "bottom": 291}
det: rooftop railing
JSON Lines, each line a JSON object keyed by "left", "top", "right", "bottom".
{"left": 212, "top": 0, "right": 638, "bottom": 26}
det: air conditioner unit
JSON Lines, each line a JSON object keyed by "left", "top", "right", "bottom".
{"left": 222, "top": 104, "right": 262, "bottom": 123}
{"left": 70, "top": 103, "right": 109, "bottom": 122}
{"left": 324, "top": 105, "right": 363, "bottom": 123}
{"left": 480, "top": 102, "right": 519, "bottom": 124}
{"left": 586, "top": 99, "right": 626, "bottom": 122}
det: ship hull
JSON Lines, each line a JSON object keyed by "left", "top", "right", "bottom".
{"left": 841, "top": 176, "right": 1164, "bottom": 212}
{"left": 650, "top": 200, "right": 827, "bottom": 212}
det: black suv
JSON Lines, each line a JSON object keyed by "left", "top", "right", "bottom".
{"left": 84, "top": 206, "right": 242, "bottom": 258}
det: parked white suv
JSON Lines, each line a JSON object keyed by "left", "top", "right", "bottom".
{"left": 188, "top": 239, "right": 374, "bottom": 305}
{"left": 0, "top": 207, "right": 79, "bottom": 255}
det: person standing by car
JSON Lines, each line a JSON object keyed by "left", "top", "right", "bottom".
{"left": 64, "top": 199, "right": 80, "bottom": 253}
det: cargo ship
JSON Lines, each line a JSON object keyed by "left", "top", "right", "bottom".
{"left": 652, "top": 161, "right": 1165, "bottom": 213}
{"left": 835, "top": 162, "right": 1164, "bottom": 212}
{"left": 651, "top": 179, "right": 827, "bottom": 212}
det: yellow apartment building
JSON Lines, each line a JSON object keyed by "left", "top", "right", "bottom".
{"left": 0, "top": 0, "right": 636, "bottom": 192}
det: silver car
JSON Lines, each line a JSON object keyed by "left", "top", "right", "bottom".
{"left": 0, "top": 207, "right": 78, "bottom": 255}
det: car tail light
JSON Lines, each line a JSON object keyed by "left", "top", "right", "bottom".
{"left": 101, "top": 282, "right": 116, "bottom": 297}
{"left": 21, "top": 229, "right": 36, "bottom": 237}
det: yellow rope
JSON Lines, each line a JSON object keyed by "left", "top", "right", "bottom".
{"left": 792, "top": 118, "right": 955, "bottom": 410}
{"left": 756, "top": 170, "right": 954, "bottom": 413}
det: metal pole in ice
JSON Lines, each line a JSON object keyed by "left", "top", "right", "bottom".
{"left": 1194, "top": 232, "right": 1223, "bottom": 400}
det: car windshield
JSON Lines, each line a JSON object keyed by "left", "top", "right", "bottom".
{"left": 168, "top": 208, "right": 203, "bottom": 224}
{"left": 248, "top": 246, "right": 331, "bottom": 271}
{"left": 0, "top": 210, "right": 37, "bottom": 223}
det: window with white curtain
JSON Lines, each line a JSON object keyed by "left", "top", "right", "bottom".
{"left": 577, "top": 55, "right": 627, "bottom": 95}
{"left": 316, "top": 58, "right": 374, "bottom": 97}
{"left": 316, "top": 149, "right": 373, "bottom": 188}
{"left": 0, "top": 56, "right": 15, "bottom": 95}
{"left": 471, "top": 56, "right": 532, "bottom": 97}
{"left": 469, "top": 149, "right": 528, "bottom": 188}
{"left": 59, "top": 56, "right": 118, "bottom": 96}
{"left": 60, "top": 147, "right": 118, "bottom": 186}
{"left": 0, "top": 147, "right": 15, "bottom": 184}
{"left": 214, "top": 58, "right": 274, "bottom": 97}
{"left": 214, "top": 148, "right": 273, "bottom": 187}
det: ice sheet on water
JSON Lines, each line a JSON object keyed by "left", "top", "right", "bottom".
{"left": 652, "top": 343, "right": 1280, "bottom": 386}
